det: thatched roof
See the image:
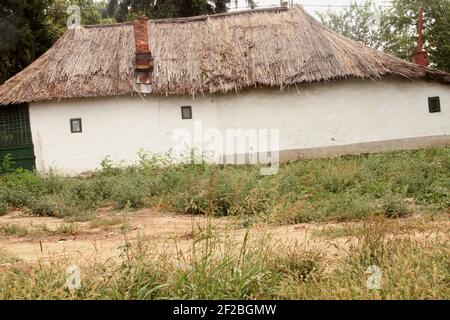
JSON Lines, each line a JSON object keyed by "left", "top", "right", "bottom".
{"left": 1, "top": 5, "right": 449, "bottom": 105}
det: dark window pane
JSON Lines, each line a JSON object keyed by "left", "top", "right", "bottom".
{"left": 428, "top": 97, "right": 441, "bottom": 113}
{"left": 70, "top": 118, "right": 82, "bottom": 133}
{"left": 181, "top": 106, "right": 192, "bottom": 119}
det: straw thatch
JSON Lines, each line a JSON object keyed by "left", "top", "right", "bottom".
{"left": 0, "top": 5, "right": 449, "bottom": 105}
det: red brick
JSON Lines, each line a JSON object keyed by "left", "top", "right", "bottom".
{"left": 133, "top": 16, "right": 150, "bottom": 54}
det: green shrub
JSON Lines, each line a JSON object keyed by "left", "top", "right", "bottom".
{"left": 0, "top": 224, "right": 29, "bottom": 237}
{"left": 380, "top": 193, "right": 408, "bottom": 218}
{"left": 27, "top": 196, "right": 58, "bottom": 217}
{"left": 111, "top": 173, "right": 152, "bottom": 209}
{"left": 1, "top": 154, "right": 14, "bottom": 173}
{"left": 0, "top": 147, "right": 448, "bottom": 223}
{"left": 44, "top": 170, "right": 66, "bottom": 194}
{"left": 6, "top": 169, "right": 47, "bottom": 194}
{"left": 1, "top": 169, "right": 47, "bottom": 207}
{"left": 318, "top": 161, "right": 361, "bottom": 193}
{"left": 0, "top": 202, "right": 8, "bottom": 216}
{"left": 307, "top": 191, "right": 377, "bottom": 222}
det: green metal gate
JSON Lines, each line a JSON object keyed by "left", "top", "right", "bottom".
{"left": 0, "top": 104, "right": 36, "bottom": 171}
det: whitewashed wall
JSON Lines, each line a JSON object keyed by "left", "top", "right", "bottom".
{"left": 29, "top": 79, "right": 450, "bottom": 175}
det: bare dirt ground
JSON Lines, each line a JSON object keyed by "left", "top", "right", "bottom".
{"left": 0, "top": 209, "right": 448, "bottom": 269}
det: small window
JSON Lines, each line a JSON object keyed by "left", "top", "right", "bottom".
{"left": 428, "top": 97, "right": 441, "bottom": 113}
{"left": 181, "top": 106, "right": 192, "bottom": 119}
{"left": 70, "top": 118, "right": 82, "bottom": 133}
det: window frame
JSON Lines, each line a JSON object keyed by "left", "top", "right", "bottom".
{"left": 70, "top": 118, "right": 83, "bottom": 133}
{"left": 181, "top": 106, "right": 192, "bottom": 120}
{"left": 428, "top": 97, "right": 441, "bottom": 113}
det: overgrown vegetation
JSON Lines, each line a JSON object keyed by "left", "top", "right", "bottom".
{"left": 0, "top": 223, "right": 29, "bottom": 237}
{"left": 0, "top": 220, "right": 448, "bottom": 299}
{"left": 0, "top": 222, "right": 80, "bottom": 238}
{"left": 0, "top": 248, "right": 21, "bottom": 265}
{"left": 0, "top": 147, "right": 449, "bottom": 224}
{"left": 90, "top": 216, "right": 123, "bottom": 231}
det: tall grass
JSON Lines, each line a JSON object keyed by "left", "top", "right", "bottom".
{"left": 0, "top": 147, "right": 449, "bottom": 223}
{"left": 0, "top": 220, "right": 447, "bottom": 300}
{"left": 279, "top": 221, "right": 450, "bottom": 299}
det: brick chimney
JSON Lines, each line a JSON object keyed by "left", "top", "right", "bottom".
{"left": 412, "top": 7, "right": 428, "bottom": 67}
{"left": 133, "top": 16, "right": 153, "bottom": 93}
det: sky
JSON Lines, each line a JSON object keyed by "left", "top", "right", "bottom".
{"left": 232, "top": 0, "right": 393, "bottom": 16}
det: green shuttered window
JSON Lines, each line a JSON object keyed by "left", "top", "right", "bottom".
{"left": 0, "top": 104, "right": 35, "bottom": 171}
{"left": 0, "top": 104, "right": 33, "bottom": 147}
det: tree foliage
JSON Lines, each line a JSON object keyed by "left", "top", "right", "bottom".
{"left": 383, "top": 0, "right": 450, "bottom": 71}
{"left": 110, "top": 0, "right": 231, "bottom": 22}
{"left": 0, "top": 0, "right": 54, "bottom": 84}
{"left": 318, "top": 0, "right": 384, "bottom": 49}
{"left": 319, "top": 0, "right": 450, "bottom": 72}
{"left": 0, "top": 0, "right": 103, "bottom": 84}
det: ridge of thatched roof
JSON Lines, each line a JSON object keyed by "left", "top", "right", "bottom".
{"left": 1, "top": 5, "right": 449, "bottom": 105}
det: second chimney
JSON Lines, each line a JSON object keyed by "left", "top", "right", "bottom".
{"left": 133, "top": 16, "right": 153, "bottom": 93}
{"left": 412, "top": 7, "right": 428, "bottom": 67}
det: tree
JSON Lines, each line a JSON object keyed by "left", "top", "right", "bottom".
{"left": 113, "top": 0, "right": 231, "bottom": 22}
{"left": 49, "top": 0, "right": 103, "bottom": 28}
{"left": 0, "top": 0, "right": 56, "bottom": 84}
{"left": 214, "top": 0, "right": 229, "bottom": 13}
{"left": 382, "top": 0, "right": 450, "bottom": 71}
{"left": 317, "top": 0, "right": 384, "bottom": 50}
{"left": 318, "top": 0, "right": 450, "bottom": 72}
{"left": 106, "top": 0, "right": 118, "bottom": 18}
{"left": 0, "top": 0, "right": 116, "bottom": 85}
